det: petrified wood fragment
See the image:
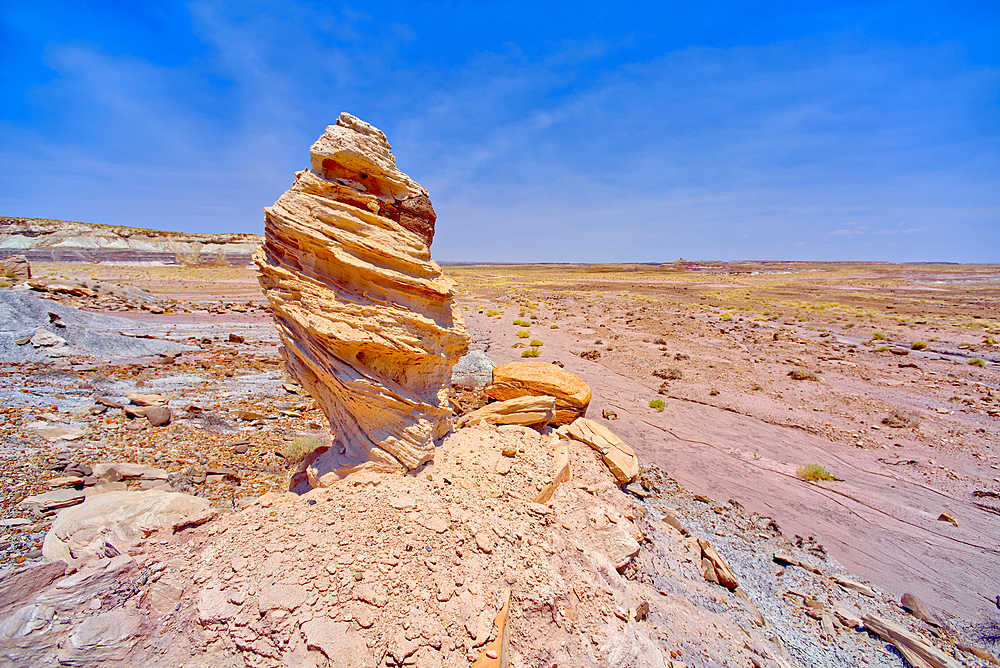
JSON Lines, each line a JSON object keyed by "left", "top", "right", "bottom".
{"left": 255, "top": 113, "right": 469, "bottom": 472}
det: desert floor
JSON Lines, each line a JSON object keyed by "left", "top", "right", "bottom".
{"left": 2, "top": 260, "right": 998, "bottom": 624}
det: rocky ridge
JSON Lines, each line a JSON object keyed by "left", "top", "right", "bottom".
{"left": 0, "top": 218, "right": 259, "bottom": 266}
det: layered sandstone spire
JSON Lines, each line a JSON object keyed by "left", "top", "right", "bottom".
{"left": 254, "top": 113, "right": 469, "bottom": 472}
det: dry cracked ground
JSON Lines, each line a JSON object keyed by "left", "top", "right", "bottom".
{"left": 0, "top": 260, "right": 998, "bottom": 668}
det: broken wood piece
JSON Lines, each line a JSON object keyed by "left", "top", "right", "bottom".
{"left": 862, "top": 613, "right": 963, "bottom": 668}
{"left": 698, "top": 538, "right": 738, "bottom": 590}
{"left": 532, "top": 435, "right": 570, "bottom": 504}
{"left": 472, "top": 588, "right": 511, "bottom": 668}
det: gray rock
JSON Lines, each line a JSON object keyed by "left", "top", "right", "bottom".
{"left": 451, "top": 350, "right": 496, "bottom": 389}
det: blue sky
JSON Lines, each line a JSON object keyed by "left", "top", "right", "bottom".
{"left": 1, "top": 1, "right": 997, "bottom": 262}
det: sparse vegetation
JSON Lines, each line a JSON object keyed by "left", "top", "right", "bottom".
{"left": 911, "top": 341, "right": 928, "bottom": 350}
{"left": 653, "top": 368, "right": 683, "bottom": 380}
{"left": 875, "top": 345, "right": 890, "bottom": 352}
{"left": 550, "top": 324, "right": 558, "bottom": 329}
{"left": 513, "top": 319, "right": 529, "bottom": 326}
{"left": 788, "top": 369, "right": 819, "bottom": 381}
{"left": 521, "top": 349, "right": 541, "bottom": 357}
{"left": 516, "top": 330, "right": 530, "bottom": 339}
{"left": 529, "top": 340, "right": 543, "bottom": 347}
{"left": 649, "top": 398, "right": 666, "bottom": 412}
{"left": 872, "top": 332, "right": 887, "bottom": 340}
{"left": 797, "top": 463, "right": 835, "bottom": 481}
{"left": 969, "top": 357, "right": 986, "bottom": 367}
{"left": 653, "top": 337, "right": 667, "bottom": 345}
{"left": 280, "top": 436, "right": 323, "bottom": 465}
{"left": 486, "top": 309, "right": 499, "bottom": 317}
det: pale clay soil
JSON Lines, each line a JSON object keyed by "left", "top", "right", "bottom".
{"left": 0, "top": 261, "right": 998, "bottom": 668}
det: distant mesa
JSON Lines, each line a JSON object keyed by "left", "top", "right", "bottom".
{"left": 255, "top": 113, "right": 470, "bottom": 477}
{"left": 0, "top": 217, "right": 260, "bottom": 266}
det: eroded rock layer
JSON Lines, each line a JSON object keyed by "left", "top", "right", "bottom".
{"left": 255, "top": 113, "right": 469, "bottom": 472}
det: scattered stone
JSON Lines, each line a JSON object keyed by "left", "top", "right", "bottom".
{"left": 486, "top": 361, "right": 592, "bottom": 425}
{"left": 456, "top": 395, "right": 556, "bottom": 428}
{"left": 787, "top": 369, "right": 819, "bottom": 381}
{"left": 228, "top": 333, "right": 245, "bottom": 344}
{"left": 29, "top": 329, "right": 66, "bottom": 348}
{"left": 938, "top": 512, "right": 958, "bottom": 526}
{"left": 18, "top": 488, "right": 86, "bottom": 514}
{"left": 451, "top": 350, "right": 497, "bottom": 389}
{"left": 564, "top": 418, "right": 639, "bottom": 484}
{"left": 602, "top": 407, "right": 618, "bottom": 420}
{"left": 901, "top": 593, "right": 943, "bottom": 627}
{"left": 145, "top": 406, "right": 172, "bottom": 427}
{"left": 124, "top": 392, "right": 167, "bottom": 406}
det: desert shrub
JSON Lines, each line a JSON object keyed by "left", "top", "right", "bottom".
{"left": 969, "top": 358, "right": 986, "bottom": 367}
{"left": 674, "top": 353, "right": 690, "bottom": 361}
{"left": 653, "top": 337, "right": 667, "bottom": 345}
{"left": 550, "top": 324, "right": 558, "bottom": 329}
{"left": 579, "top": 349, "right": 600, "bottom": 360}
{"left": 648, "top": 398, "right": 666, "bottom": 412}
{"left": 521, "top": 349, "right": 540, "bottom": 358}
{"left": 872, "top": 332, "right": 887, "bottom": 340}
{"left": 985, "top": 336, "right": 997, "bottom": 345}
{"left": 512, "top": 319, "right": 526, "bottom": 326}
{"left": 875, "top": 345, "right": 890, "bottom": 352}
{"left": 653, "top": 368, "right": 683, "bottom": 380}
{"left": 486, "top": 309, "right": 499, "bottom": 317}
{"left": 911, "top": 341, "right": 928, "bottom": 350}
{"left": 797, "top": 463, "right": 835, "bottom": 481}
{"left": 529, "top": 340, "right": 543, "bottom": 347}
{"left": 281, "top": 436, "right": 323, "bottom": 465}
{"left": 516, "top": 330, "right": 530, "bottom": 339}
{"left": 787, "top": 369, "right": 819, "bottom": 381}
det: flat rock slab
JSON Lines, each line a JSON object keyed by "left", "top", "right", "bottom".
{"left": 42, "top": 489, "right": 210, "bottom": 562}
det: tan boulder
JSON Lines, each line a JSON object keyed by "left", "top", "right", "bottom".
{"left": 456, "top": 395, "right": 556, "bottom": 428}
{"left": 255, "top": 113, "right": 470, "bottom": 472}
{"left": 564, "top": 418, "right": 639, "bottom": 483}
{"left": 486, "top": 361, "right": 591, "bottom": 425}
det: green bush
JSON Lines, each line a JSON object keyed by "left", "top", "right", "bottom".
{"left": 969, "top": 358, "right": 986, "bottom": 367}
{"left": 550, "top": 324, "right": 558, "bottom": 329}
{"left": 911, "top": 341, "right": 928, "bottom": 350}
{"left": 648, "top": 398, "right": 666, "bottom": 412}
{"left": 875, "top": 345, "right": 890, "bottom": 352}
{"left": 486, "top": 309, "right": 499, "bottom": 317}
{"left": 521, "top": 349, "right": 540, "bottom": 358}
{"left": 872, "top": 332, "right": 887, "bottom": 340}
{"left": 280, "top": 436, "right": 323, "bottom": 465}
{"left": 797, "top": 463, "right": 835, "bottom": 481}
{"left": 516, "top": 330, "right": 530, "bottom": 339}
{"left": 529, "top": 340, "right": 543, "bottom": 347}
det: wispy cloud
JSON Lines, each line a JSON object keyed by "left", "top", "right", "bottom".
{"left": 0, "top": 2, "right": 997, "bottom": 262}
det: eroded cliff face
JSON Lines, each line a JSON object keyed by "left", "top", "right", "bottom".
{"left": 0, "top": 218, "right": 259, "bottom": 266}
{"left": 254, "top": 113, "right": 470, "bottom": 473}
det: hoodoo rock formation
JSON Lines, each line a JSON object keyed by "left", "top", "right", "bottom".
{"left": 255, "top": 113, "right": 470, "bottom": 473}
